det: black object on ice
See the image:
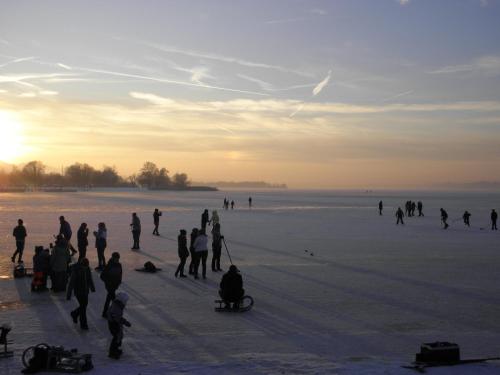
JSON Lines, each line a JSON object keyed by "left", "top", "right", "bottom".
{"left": 22, "top": 343, "right": 93, "bottom": 373}
{"left": 215, "top": 295, "right": 254, "bottom": 312}
{"left": 403, "top": 342, "right": 500, "bottom": 373}
{"left": 135, "top": 261, "right": 161, "bottom": 273}
{"left": 0, "top": 324, "right": 13, "bottom": 359}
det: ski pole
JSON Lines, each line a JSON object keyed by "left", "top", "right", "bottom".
{"left": 221, "top": 237, "right": 234, "bottom": 265}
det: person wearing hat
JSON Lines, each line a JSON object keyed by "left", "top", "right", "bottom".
{"left": 100, "top": 252, "right": 122, "bottom": 318}
{"left": 219, "top": 265, "right": 244, "bottom": 309}
{"left": 67, "top": 257, "right": 96, "bottom": 330}
{"left": 107, "top": 292, "right": 131, "bottom": 359}
{"left": 175, "top": 230, "right": 189, "bottom": 278}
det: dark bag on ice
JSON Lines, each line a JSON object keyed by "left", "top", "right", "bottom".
{"left": 14, "top": 264, "right": 27, "bottom": 278}
{"left": 143, "top": 261, "right": 157, "bottom": 273}
{"left": 22, "top": 346, "right": 48, "bottom": 373}
{"left": 415, "top": 342, "right": 460, "bottom": 363}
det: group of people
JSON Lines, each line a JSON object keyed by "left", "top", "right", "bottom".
{"left": 222, "top": 197, "right": 254, "bottom": 210}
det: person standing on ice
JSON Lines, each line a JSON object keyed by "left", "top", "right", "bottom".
{"left": 193, "top": 228, "right": 209, "bottom": 279}
{"left": 77, "top": 223, "right": 89, "bottom": 260}
{"left": 210, "top": 210, "right": 220, "bottom": 229}
{"left": 440, "top": 208, "right": 449, "bottom": 229}
{"left": 491, "top": 209, "right": 498, "bottom": 230}
{"left": 11, "top": 219, "right": 27, "bottom": 263}
{"left": 130, "top": 213, "right": 141, "bottom": 250}
{"left": 94, "top": 222, "right": 107, "bottom": 270}
{"left": 463, "top": 211, "right": 471, "bottom": 227}
{"left": 417, "top": 201, "right": 424, "bottom": 217}
{"left": 188, "top": 228, "right": 198, "bottom": 275}
{"left": 249, "top": 196, "right": 252, "bottom": 208}
{"left": 395, "top": 207, "right": 404, "bottom": 225}
{"left": 152, "top": 208, "right": 162, "bottom": 236}
{"left": 175, "top": 230, "right": 189, "bottom": 278}
{"left": 378, "top": 201, "right": 383, "bottom": 216}
{"left": 219, "top": 265, "right": 244, "bottom": 310}
{"left": 100, "top": 252, "right": 122, "bottom": 318}
{"left": 107, "top": 292, "right": 131, "bottom": 359}
{"left": 201, "top": 209, "right": 209, "bottom": 231}
{"left": 50, "top": 235, "right": 71, "bottom": 292}
{"left": 231, "top": 200, "right": 235, "bottom": 210}
{"left": 59, "top": 216, "right": 77, "bottom": 256}
{"left": 211, "top": 223, "right": 223, "bottom": 272}
{"left": 67, "top": 257, "right": 95, "bottom": 330}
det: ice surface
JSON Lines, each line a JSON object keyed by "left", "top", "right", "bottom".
{"left": 1, "top": 189, "right": 500, "bottom": 374}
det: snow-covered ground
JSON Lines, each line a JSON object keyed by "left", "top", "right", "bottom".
{"left": 1, "top": 189, "right": 500, "bottom": 374}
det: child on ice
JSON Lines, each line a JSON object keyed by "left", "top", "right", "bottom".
{"left": 107, "top": 292, "right": 131, "bottom": 359}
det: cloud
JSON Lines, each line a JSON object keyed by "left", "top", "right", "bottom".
{"left": 237, "top": 74, "right": 316, "bottom": 92}
{"left": 380, "top": 90, "right": 414, "bottom": 103}
{"left": 18, "top": 92, "right": 37, "bottom": 98}
{"left": 57, "top": 63, "right": 72, "bottom": 70}
{"left": 0, "top": 56, "right": 36, "bottom": 69}
{"left": 39, "top": 90, "right": 58, "bottom": 96}
{"left": 312, "top": 70, "right": 332, "bottom": 96}
{"left": 310, "top": 8, "right": 328, "bottom": 16}
{"left": 266, "top": 17, "right": 304, "bottom": 25}
{"left": 480, "top": 0, "right": 489, "bottom": 7}
{"left": 430, "top": 55, "right": 500, "bottom": 75}
{"left": 399, "top": 0, "right": 410, "bottom": 5}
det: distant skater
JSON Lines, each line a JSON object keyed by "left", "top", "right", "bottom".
{"left": 396, "top": 207, "right": 404, "bottom": 225}
{"left": 440, "top": 208, "right": 449, "bottom": 229}
{"left": 378, "top": 201, "right": 383, "bottom": 216}
{"left": 175, "top": 230, "right": 189, "bottom": 278}
{"left": 417, "top": 201, "right": 424, "bottom": 217}
{"left": 201, "top": 209, "right": 209, "bottom": 231}
{"left": 211, "top": 223, "right": 222, "bottom": 272}
{"left": 492, "top": 209, "right": 498, "bottom": 230}
{"left": 11, "top": 219, "right": 27, "bottom": 263}
{"left": 130, "top": 213, "right": 141, "bottom": 250}
{"left": 231, "top": 200, "right": 235, "bottom": 210}
{"left": 463, "top": 211, "right": 471, "bottom": 227}
{"left": 219, "top": 265, "right": 244, "bottom": 310}
{"left": 100, "top": 252, "right": 122, "bottom": 318}
{"left": 193, "top": 228, "right": 209, "bottom": 279}
{"left": 152, "top": 208, "right": 162, "bottom": 236}
{"left": 107, "top": 292, "right": 131, "bottom": 359}
{"left": 67, "top": 257, "right": 95, "bottom": 331}
{"left": 249, "top": 197, "right": 252, "bottom": 208}
{"left": 188, "top": 228, "right": 198, "bottom": 275}
{"left": 94, "top": 222, "right": 107, "bottom": 270}
{"left": 59, "top": 216, "right": 77, "bottom": 256}
{"left": 77, "top": 223, "right": 89, "bottom": 260}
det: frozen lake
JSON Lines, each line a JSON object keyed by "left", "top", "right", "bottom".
{"left": 1, "top": 189, "right": 500, "bottom": 374}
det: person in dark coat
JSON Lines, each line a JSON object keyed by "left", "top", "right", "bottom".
{"left": 32, "top": 246, "right": 50, "bottom": 290}
{"left": 211, "top": 223, "right": 222, "bottom": 272}
{"left": 201, "top": 209, "right": 209, "bottom": 231}
{"left": 175, "top": 230, "right": 189, "bottom": 278}
{"left": 378, "top": 201, "right": 383, "bottom": 216}
{"left": 50, "top": 235, "right": 71, "bottom": 292}
{"left": 248, "top": 197, "right": 252, "bottom": 208}
{"left": 94, "top": 222, "right": 107, "bottom": 270}
{"left": 219, "top": 265, "right": 244, "bottom": 309}
{"left": 463, "top": 211, "right": 471, "bottom": 227}
{"left": 491, "top": 209, "right": 498, "bottom": 230}
{"left": 11, "top": 219, "right": 27, "bottom": 263}
{"left": 417, "top": 201, "right": 424, "bottom": 217}
{"left": 107, "top": 292, "right": 131, "bottom": 359}
{"left": 100, "top": 252, "right": 122, "bottom": 318}
{"left": 77, "top": 223, "right": 89, "bottom": 260}
{"left": 67, "top": 257, "right": 96, "bottom": 330}
{"left": 188, "top": 228, "right": 198, "bottom": 275}
{"left": 231, "top": 200, "right": 235, "bottom": 210}
{"left": 130, "top": 213, "right": 141, "bottom": 250}
{"left": 59, "top": 216, "right": 77, "bottom": 256}
{"left": 152, "top": 208, "right": 162, "bottom": 236}
{"left": 440, "top": 208, "right": 449, "bottom": 229}
{"left": 395, "top": 207, "right": 404, "bottom": 225}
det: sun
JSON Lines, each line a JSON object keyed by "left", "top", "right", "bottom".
{"left": 0, "top": 111, "right": 27, "bottom": 163}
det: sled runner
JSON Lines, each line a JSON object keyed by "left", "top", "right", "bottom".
{"left": 0, "top": 325, "right": 13, "bottom": 359}
{"left": 22, "top": 343, "right": 93, "bottom": 373}
{"left": 214, "top": 295, "right": 254, "bottom": 312}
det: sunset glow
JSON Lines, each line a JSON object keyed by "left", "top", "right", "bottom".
{"left": 0, "top": 111, "right": 27, "bottom": 163}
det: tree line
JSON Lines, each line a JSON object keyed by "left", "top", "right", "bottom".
{"left": 0, "top": 161, "right": 190, "bottom": 189}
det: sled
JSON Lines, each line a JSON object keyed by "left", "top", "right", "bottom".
{"left": 31, "top": 272, "right": 48, "bottom": 292}
{"left": 215, "top": 295, "right": 254, "bottom": 312}
{"left": 403, "top": 358, "right": 500, "bottom": 373}
{"left": 135, "top": 268, "right": 162, "bottom": 273}
{"left": 0, "top": 325, "right": 13, "bottom": 359}
{"left": 22, "top": 343, "right": 93, "bottom": 373}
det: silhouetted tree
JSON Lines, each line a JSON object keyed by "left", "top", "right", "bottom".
{"left": 172, "top": 173, "right": 189, "bottom": 188}
{"left": 22, "top": 161, "right": 46, "bottom": 186}
{"left": 93, "top": 166, "right": 121, "bottom": 186}
{"left": 65, "top": 163, "right": 95, "bottom": 186}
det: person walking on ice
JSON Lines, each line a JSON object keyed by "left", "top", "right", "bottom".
{"left": 11, "top": 219, "right": 27, "bottom": 263}
{"left": 107, "top": 292, "right": 131, "bottom": 359}
{"left": 463, "top": 211, "right": 471, "bottom": 227}
{"left": 130, "top": 213, "right": 141, "bottom": 250}
{"left": 100, "top": 252, "right": 122, "bottom": 318}
{"left": 378, "top": 201, "right": 383, "bottom": 216}
{"left": 440, "top": 208, "right": 449, "bottom": 229}
{"left": 491, "top": 209, "right": 498, "bottom": 230}
{"left": 396, "top": 207, "right": 404, "bottom": 225}
{"left": 152, "top": 208, "right": 162, "bottom": 236}
{"left": 417, "top": 201, "right": 424, "bottom": 217}
{"left": 249, "top": 196, "right": 252, "bottom": 208}
{"left": 175, "top": 230, "right": 189, "bottom": 278}
{"left": 67, "top": 257, "right": 95, "bottom": 331}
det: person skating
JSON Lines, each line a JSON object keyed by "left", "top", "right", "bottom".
{"left": 130, "top": 213, "right": 141, "bottom": 250}
{"left": 152, "top": 208, "right": 162, "bottom": 236}
{"left": 107, "top": 292, "right": 131, "bottom": 359}
{"left": 211, "top": 223, "right": 223, "bottom": 272}
{"left": 175, "top": 230, "right": 189, "bottom": 278}
{"left": 378, "top": 201, "right": 383, "bottom": 215}
{"left": 201, "top": 209, "right": 209, "bottom": 231}
{"left": 417, "top": 201, "right": 424, "bottom": 217}
{"left": 219, "top": 265, "right": 244, "bottom": 310}
{"left": 59, "top": 216, "right": 77, "bottom": 256}
{"left": 396, "top": 207, "right": 404, "bottom": 225}
{"left": 50, "top": 235, "right": 71, "bottom": 292}
{"left": 11, "top": 219, "right": 27, "bottom": 263}
{"left": 248, "top": 197, "right": 252, "bottom": 208}
{"left": 491, "top": 209, "right": 498, "bottom": 230}
{"left": 440, "top": 208, "right": 449, "bottom": 229}
{"left": 100, "top": 252, "right": 122, "bottom": 318}
{"left": 193, "top": 228, "right": 208, "bottom": 279}
{"left": 77, "top": 223, "right": 89, "bottom": 260}
{"left": 94, "top": 222, "right": 107, "bottom": 270}
{"left": 463, "top": 211, "right": 471, "bottom": 227}
{"left": 188, "top": 228, "right": 198, "bottom": 275}
{"left": 67, "top": 257, "right": 95, "bottom": 330}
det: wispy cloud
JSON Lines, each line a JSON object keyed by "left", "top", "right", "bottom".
{"left": 0, "top": 56, "right": 36, "bottom": 68}
{"left": 313, "top": 70, "right": 332, "bottom": 96}
{"left": 310, "top": 8, "right": 328, "bottom": 16}
{"left": 57, "top": 63, "right": 72, "bottom": 70}
{"left": 237, "top": 74, "right": 315, "bottom": 92}
{"left": 380, "top": 90, "right": 414, "bottom": 103}
{"left": 399, "top": 0, "right": 410, "bottom": 5}
{"left": 430, "top": 55, "right": 500, "bottom": 75}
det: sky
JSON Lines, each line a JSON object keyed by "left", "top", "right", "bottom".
{"left": 1, "top": 0, "right": 500, "bottom": 189}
